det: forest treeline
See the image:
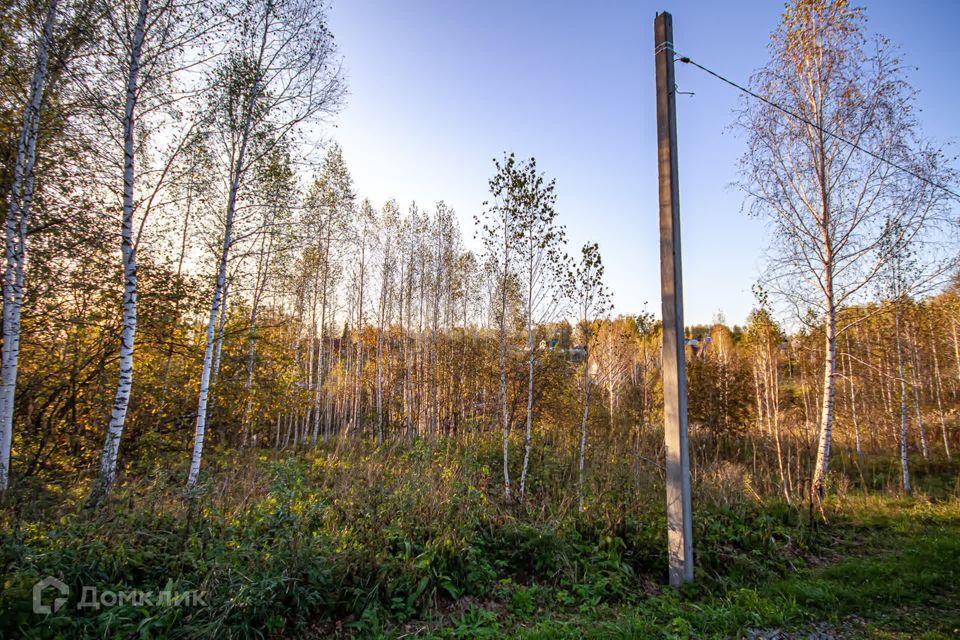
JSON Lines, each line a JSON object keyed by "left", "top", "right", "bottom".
{"left": 0, "top": 0, "right": 958, "bottom": 509}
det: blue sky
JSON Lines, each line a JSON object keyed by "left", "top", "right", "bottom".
{"left": 326, "top": 0, "right": 959, "bottom": 326}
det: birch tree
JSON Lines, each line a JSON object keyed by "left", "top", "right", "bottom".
{"left": 477, "top": 154, "right": 523, "bottom": 499}
{"left": 513, "top": 158, "right": 564, "bottom": 500}
{"left": 87, "top": 0, "right": 219, "bottom": 506}
{"left": 0, "top": 0, "right": 58, "bottom": 491}
{"left": 745, "top": 302, "right": 790, "bottom": 501}
{"left": 736, "top": 0, "right": 955, "bottom": 501}
{"left": 879, "top": 218, "right": 914, "bottom": 493}
{"left": 374, "top": 199, "right": 399, "bottom": 445}
{"left": 187, "top": 0, "right": 344, "bottom": 491}
{"left": 304, "top": 145, "right": 353, "bottom": 445}
{"left": 242, "top": 145, "right": 294, "bottom": 445}
{"left": 563, "top": 242, "right": 610, "bottom": 512}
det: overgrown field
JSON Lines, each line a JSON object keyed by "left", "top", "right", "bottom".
{"left": 2, "top": 436, "right": 958, "bottom": 639}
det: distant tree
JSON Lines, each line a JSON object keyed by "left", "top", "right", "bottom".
{"left": 744, "top": 291, "right": 789, "bottom": 501}
{"left": 374, "top": 199, "right": 400, "bottom": 445}
{"left": 304, "top": 145, "right": 354, "bottom": 445}
{"left": 477, "top": 153, "right": 523, "bottom": 500}
{"left": 563, "top": 242, "right": 611, "bottom": 512}
{"left": 512, "top": 157, "right": 564, "bottom": 500}
{"left": 593, "top": 318, "right": 637, "bottom": 428}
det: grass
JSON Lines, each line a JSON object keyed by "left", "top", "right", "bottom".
{"left": 1, "top": 439, "right": 958, "bottom": 639}
{"left": 485, "top": 499, "right": 960, "bottom": 640}
{"left": 387, "top": 502, "right": 956, "bottom": 640}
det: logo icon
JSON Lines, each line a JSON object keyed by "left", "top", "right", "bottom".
{"left": 32, "top": 576, "right": 68, "bottom": 614}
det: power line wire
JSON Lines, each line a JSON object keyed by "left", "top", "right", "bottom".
{"left": 671, "top": 50, "right": 960, "bottom": 202}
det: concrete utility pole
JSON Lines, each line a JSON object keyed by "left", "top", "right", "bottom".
{"left": 654, "top": 10, "right": 693, "bottom": 586}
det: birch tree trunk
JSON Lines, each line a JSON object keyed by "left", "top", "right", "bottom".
{"left": 311, "top": 220, "right": 332, "bottom": 446}
{"left": 86, "top": 0, "right": 146, "bottom": 506}
{"left": 768, "top": 347, "right": 789, "bottom": 502}
{"left": 187, "top": 24, "right": 266, "bottom": 491}
{"left": 929, "top": 315, "right": 951, "bottom": 460}
{"left": 811, "top": 234, "right": 836, "bottom": 500}
{"left": 499, "top": 230, "right": 510, "bottom": 499}
{"left": 375, "top": 231, "right": 391, "bottom": 446}
{"left": 894, "top": 301, "right": 911, "bottom": 494}
{"left": 0, "top": 0, "right": 58, "bottom": 491}
{"left": 578, "top": 345, "right": 590, "bottom": 512}
{"left": 352, "top": 233, "right": 366, "bottom": 435}
{"left": 211, "top": 279, "right": 230, "bottom": 389}
{"left": 243, "top": 229, "right": 272, "bottom": 446}
{"left": 519, "top": 273, "right": 534, "bottom": 499}
{"left": 952, "top": 318, "right": 960, "bottom": 399}
{"left": 843, "top": 333, "right": 861, "bottom": 458}
{"left": 161, "top": 150, "right": 195, "bottom": 396}
{"left": 405, "top": 252, "right": 414, "bottom": 447}
{"left": 906, "top": 322, "right": 928, "bottom": 459}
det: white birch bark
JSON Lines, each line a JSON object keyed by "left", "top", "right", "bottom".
{"left": 187, "top": 21, "right": 267, "bottom": 491}
{"left": 87, "top": 0, "right": 148, "bottom": 506}
{"left": 430, "top": 222, "right": 441, "bottom": 439}
{"left": 375, "top": 227, "right": 392, "bottom": 446}
{"left": 519, "top": 266, "right": 534, "bottom": 499}
{"left": 211, "top": 278, "right": 230, "bottom": 389}
{"left": 894, "top": 301, "right": 911, "bottom": 494}
{"left": 811, "top": 178, "right": 836, "bottom": 500}
{"left": 577, "top": 343, "right": 590, "bottom": 512}
{"left": 243, "top": 227, "right": 272, "bottom": 445}
{"left": 768, "top": 346, "right": 789, "bottom": 502}
{"left": 402, "top": 244, "right": 413, "bottom": 446}
{"left": 0, "top": 0, "right": 58, "bottom": 491}
{"left": 352, "top": 227, "right": 366, "bottom": 434}
{"left": 907, "top": 323, "right": 928, "bottom": 460}
{"left": 929, "top": 315, "right": 951, "bottom": 460}
{"left": 843, "top": 333, "right": 861, "bottom": 458}
{"left": 311, "top": 221, "right": 331, "bottom": 446}
{"left": 499, "top": 220, "right": 511, "bottom": 499}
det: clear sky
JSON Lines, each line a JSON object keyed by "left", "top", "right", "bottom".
{"left": 325, "top": 0, "right": 959, "bottom": 327}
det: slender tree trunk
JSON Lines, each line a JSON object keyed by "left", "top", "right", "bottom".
{"left": 375, "top": 237, "right": 390, "bottom": 446}
{"left": 404, "top": 256, "right": 414, "bottom": 446}
{"left": 578, "top": 344, "right": 590, "bottom": 512}
{"left": 87, "top": 0, "right": 145, "bottom": 506}
{"left": 375, "top": 311, "right": 385, "bottom": 446}
{"left": 161, "top": 151, "right": 195, "bottom": 396}
{"left": 499, "top": 232, "right": 510, "bottom": 499}
{"left": 352, "top": 240, "right": 365, "bottom": 435}
{"left": 929, "top": 315, "right": 951, "bottom": 460}
{"left": 312, "top": 225, "right": 331, "bottom": 446}
{"left": 519, "top": 285, "right": 534, "bottom": 499}
{"left": 768, "top": 346, "right": 789, "bottom": 502}
{"left": 212, "top": 279, "right": 230, "bottom": 385}
{"left": 952, "top": 318, "right": 960, "bottom": 399}
{"left": 0, "top": 0, "right": 58, "bottom": 490}
{"left": 842, "top": 332, "right": 861, "bottom": 458}
{"left": 187, "top": 21, "right": 267, "bottom": 491}
{"left": 429, "top": 224, "right": 441, "bottom": 440}
{"left": 906, "top": 322, "right": 928, "bottom": 459}
{"left": 243, "top": 229, "right": 272, "bottom": 446}
{"left": 812, "top": 264, "right": 836, "bottom": 500}
{"left": 894, "top": 300, "right": 911, "bottom": 494}
{"left": 753, "top": 365, "right": 764, "bottom": 434}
